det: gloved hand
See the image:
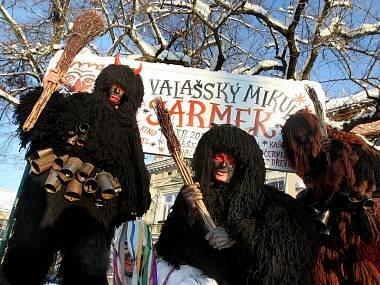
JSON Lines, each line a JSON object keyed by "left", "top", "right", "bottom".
{"left": 181, "top": 182, "right": 203, "bottom": 209}
{"left": 205, "top": 226, "right": 236, "bottom": 250}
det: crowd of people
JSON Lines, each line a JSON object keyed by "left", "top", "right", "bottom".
{"left": 0, "top": 55, "right": 379, "bottom": 285}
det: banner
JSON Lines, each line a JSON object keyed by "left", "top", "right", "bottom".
{"left": 48, "top": 51, "right": 325, "bottom": 171}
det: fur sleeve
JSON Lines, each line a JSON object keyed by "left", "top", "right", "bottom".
{"left": 155, "top": 193, "right": 206, "bottom": 268}
{"left": 353, "top": 145, "right": 380, "bottom": 194}
{"left": 130, "top": 124, "right": 151, "bottom": 216}
{"left": 13, "top": 88, "right": 69, "bottom": 153}
{"left": 227, "top": 189, "right": 318, "bottom": 285}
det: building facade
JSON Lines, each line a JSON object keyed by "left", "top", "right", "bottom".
{"left": 0, "top": 189, "right": 16, "bottom": 241}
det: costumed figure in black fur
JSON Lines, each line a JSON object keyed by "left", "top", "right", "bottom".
{"left": 0, "top": 60, "right": 151, "bottom": 285}
{"left": 282, "top": 110, "right": 380, "bottom": 285}
{"left": 156, "top": 125, "right": 319, "bottom": 285}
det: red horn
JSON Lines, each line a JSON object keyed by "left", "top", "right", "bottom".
{"left": 133, "top": 63, "right": 142, "bottom": 76}
{"left": 114, "top": 51, "right": 121, "bottom": 65}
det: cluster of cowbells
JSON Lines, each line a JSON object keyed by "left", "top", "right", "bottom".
{"left": 29, "top": 148, "right": 121, "bottom": 207}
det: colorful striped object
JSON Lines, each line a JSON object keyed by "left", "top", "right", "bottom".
{"left": 112, "top": 220, "right": 157, "bottom": 285}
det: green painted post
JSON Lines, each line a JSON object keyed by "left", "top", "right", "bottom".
{"left": 0, "top": 164, "right": 30, "bottom": 261}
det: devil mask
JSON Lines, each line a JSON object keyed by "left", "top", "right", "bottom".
{"left": 93, "top": 63, "right": 144, "bottom": 117}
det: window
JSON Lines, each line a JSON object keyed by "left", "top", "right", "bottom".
{"left": 0, "top": 219, "right": 7, "bottom": 238}
{"left": 159, "top": 193, "right": 177, "bottom": 222}
{"left": 266, "top": 179, "right": 285, "bottom": 191}
{"left": 0, "top": 219, "right": 7, "bottom": 230}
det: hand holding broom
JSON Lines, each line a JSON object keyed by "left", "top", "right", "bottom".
{"left": 153, "top": 97, "right": 216, "bottom": 231}
{"left": 22, "top": 10, "right": 104, "bottom": 131}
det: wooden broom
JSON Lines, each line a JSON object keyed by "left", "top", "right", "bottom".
{"left": 153, "top": 97, "right": 216, "bottom": 231}
{"left": 305, "top": 85, "right": 331, "bottom": 165}
{"left": 22, "top": 10, "right": 105, "bottom": 131}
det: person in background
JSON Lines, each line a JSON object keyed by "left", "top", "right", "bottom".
{"left": 156, "top": 124, "right": 319, "bottom": 285}
{"left": 282, "top": 109, "right": 380, "bottom": 285}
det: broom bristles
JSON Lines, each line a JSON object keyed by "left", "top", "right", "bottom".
{"left": 305, "top": 85, "right": 331, "bottom": 165}
{"left": 57, "top": 10, "right": 104, "bottom": 74}
{"left": 22, "top": 10, "right": 104, "bottom": 131}
{"left": 153, "top": 97, "right": 181, "bottom": 152}
{"left": 153, "top": 97, "right": 216, "bottom": 231}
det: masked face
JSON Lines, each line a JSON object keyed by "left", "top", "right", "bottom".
{"left": 109, "top": 84, "right": 125, "bottom": 108}
{"left": 212, "top": 152, "right": 236, "bottom": 183}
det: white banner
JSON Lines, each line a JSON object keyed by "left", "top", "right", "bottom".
{"left": 48, "top": 51, "right": 325, "bottom": 171}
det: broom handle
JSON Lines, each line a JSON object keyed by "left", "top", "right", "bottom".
{"left": 172, "top": 151, "right": 216, "bottom": 231}
{"left": 195, "top": 201, "right": 216, "bottom": 231}
{"left": 306, "top": 86, "right": 331, "bottom": 166}
{"left": 22, "top": 80, "right": 59, "bottom": 131}
{"left": 319, "top": 117, "right": 331, "bottom": 166}
{"left": 22, "top": 49, "right": 71, "bottom": 132}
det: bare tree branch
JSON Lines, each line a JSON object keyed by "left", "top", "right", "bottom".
{"left": 0, "top": 88, "right": 19, "bottom": 106}
{"left": 0, "top": 4, "right": 42, "bottom": 75}
{"left": 49, "top": 0, "right": 70, "bottom": 48}
{"left": 301, "top": 0, "right": 331, "bottom": 79}
{"left": 0, "top": 0, "right": 379, "bottom": 131}
{"left": 285, "top": 0, "right": 307, "bottom": 79}
{"left": 343, "top": 108, "right": 380, "bottom": 131}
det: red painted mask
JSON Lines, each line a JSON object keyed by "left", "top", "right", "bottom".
{"left": 212, "top": 153, "right": 236, "bottom": 183}
{"left": 109, "top": 84, "right": 125, "bottom": 105}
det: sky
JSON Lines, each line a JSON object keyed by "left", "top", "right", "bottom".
{"left": 0, "top": 157, "right": 25, "bottom": 192}
{"left": 0, "top": 120, "right": 25, "bottom": 192}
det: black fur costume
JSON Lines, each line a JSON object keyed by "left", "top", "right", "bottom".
{"left": 156, "top": 125, "right": 318, "bottom": 285}
{"left": 282, "top": 110, "right": 380, "bottom": 285}
{"left": 0, "top": 64, "right": 151, "bottom": 285}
